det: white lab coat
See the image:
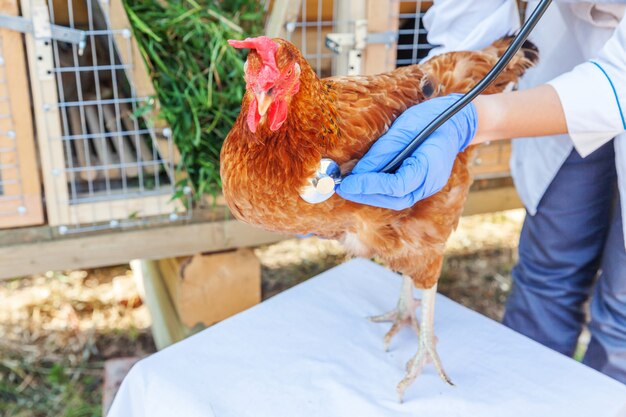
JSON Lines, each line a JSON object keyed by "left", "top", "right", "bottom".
{"left": 423, "top": 0, "right": 626, "bottom": 247}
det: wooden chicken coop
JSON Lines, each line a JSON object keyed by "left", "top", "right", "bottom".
{"left": 0, "top": 0, "right": 283, "bottom": 280}
{"left": 24, "top": 0, "right": 183, "bottom": 229}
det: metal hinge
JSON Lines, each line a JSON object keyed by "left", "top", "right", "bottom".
{"left": 325, "top": 19, "right": 397, "bottom": 75}
{"left": 0, "top": 8, "right": 86, "bottom": 55}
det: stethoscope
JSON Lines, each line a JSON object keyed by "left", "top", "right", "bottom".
{"left": 300, "top": 0, "right": 553, "bottom": 204}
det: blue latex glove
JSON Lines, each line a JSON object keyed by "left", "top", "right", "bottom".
{"left": 337, "top": 94, "right": 478, "bottom": 210}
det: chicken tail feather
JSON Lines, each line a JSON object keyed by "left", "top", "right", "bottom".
{"left": 422, "top": 36, "right": 539, "bottom": 96}
{"left": 484, "top": 36, "right": 539, "bottom": 66}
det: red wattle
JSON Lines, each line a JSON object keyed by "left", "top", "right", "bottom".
{"left": 269, "top": 99, "right": 288, "bottom": 131}
{"left": 247, "top": 98, "right": 261, "bottom": 133}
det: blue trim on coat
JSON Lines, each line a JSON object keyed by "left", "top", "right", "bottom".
{"left": 590, "top": 60, "right": 626, "bottom": 130}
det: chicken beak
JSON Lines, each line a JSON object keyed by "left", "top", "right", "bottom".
{"left": 255, "top": 92, "right": 273, "bottom": 117}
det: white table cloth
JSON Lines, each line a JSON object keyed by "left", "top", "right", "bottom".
{"left": 108, "top": 259, "right": 626, "bottom": 417}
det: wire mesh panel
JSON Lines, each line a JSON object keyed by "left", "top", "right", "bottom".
{"left": 394, "top": 1, "right": 433, "bottom": 66}
{"left": 22, "top": 0, "right": 187, "bottom": 233}
{"left": 291, "top": 0, "right": 337, "bottom": 77}
{"left": 267, "top": 0, "right": 398, "bottom": 77}
{"left": 0, "top": 0, "right": 44, "bottom": 229}
{"left": 268, "top": 0, "right": 343, "bottom": 77}
{"left": 469, "top": 140, "right": 514, "bottom": 180}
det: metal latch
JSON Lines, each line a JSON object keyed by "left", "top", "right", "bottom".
{"left": 325, "top": 19, "right": 397, "bottom": 75}
{"left": 0, "top": 10, "right": 86, "bottom": 55}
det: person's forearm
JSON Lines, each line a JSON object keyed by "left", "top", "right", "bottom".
{"left": 471, "top": 84, "right": 568, "bottom": 145}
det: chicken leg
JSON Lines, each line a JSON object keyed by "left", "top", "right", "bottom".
{"left": 397, "top": 284, "right": 453, "bottom": 402}
{"left": 369, "top": 276, "right": 421, "bottom": 351}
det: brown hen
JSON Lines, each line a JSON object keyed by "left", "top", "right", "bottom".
{"left": 220, "top": 36, "right": 538, "bottom": 400}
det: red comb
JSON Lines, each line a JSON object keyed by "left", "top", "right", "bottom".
{"left": 228, "top": 36, "right": 279, "bottom": 74}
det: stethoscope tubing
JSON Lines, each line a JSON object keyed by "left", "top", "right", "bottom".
{"left": 379, "top": 0, "right": 553, "bottom": 174}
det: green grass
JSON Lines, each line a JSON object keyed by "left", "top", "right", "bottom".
{"left": 0, "top": 359, "right": 102, "bottom": 417}
{"left": 123, "top": 0, "right": 265, "bottom": 201}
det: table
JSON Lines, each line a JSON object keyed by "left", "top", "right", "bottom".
{"left": 107, "top": 259, "right": 626, "bottom": 417}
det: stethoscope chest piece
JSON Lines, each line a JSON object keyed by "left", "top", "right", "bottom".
{"left": 299, "top": 158, "right": 343, "bottom": 204}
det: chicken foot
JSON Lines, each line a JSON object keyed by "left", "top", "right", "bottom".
{"left": 397, "top": 284, "right": 453, "bottom": 402}
{"left": 369, "top": 276, "right": 421, "bottom": 351}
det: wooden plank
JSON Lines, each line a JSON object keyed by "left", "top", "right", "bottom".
{"left": 103, "top": 0, "right": 181, "bottom": 172}
{"left": 265, "top": 0, "right": 304, "bottom": 38}
{"left": 69, "top": 193, "right": 176, "bottom": 224}
{"left": 470, "top": 141, "right": 512, "bottom": 180}
{"left": 0, "top": 203, "right": 231, "bottom": 246}
{"left": 0, "top": 132, "right": 19, "bottom": 201}
{"left": 118, "top": 102, "right": 159, "bottom": 175}
{"left": 50, "top": 0, "right": 89, "bottom": 25}
{"left": 268, "top": 0, "right": 334, "bottom": 21}
{"left": 67, "top": 105, "right": 99, "bottom": 182}
{"left": 0, "top": 0, "right": 25, "bottom": 205}
{"left": 84, "top": 105, "right": 121, "bottom": 179}
{"left": 22, "top": 0, "right": 70, "bottom": 226}
{"left": 104, "top": 0, "right": 157, "bottom": 102}
{"left": 463, "top": 186, "right": 523, "bottom": 216}
{"left": 363, "top": 0, "right": 399, "bottom": 75}
{"left": 157, "top": 257, "right": 183, "bottom": 306}
{"left": 333, "top": 0, "right": 365, "bottom": 75}
{"left": 268, "top": 0, "right": 335, "bottom": 23}
{"left": 158, "top": 249, "right": 261, "bottom": 328}
{"left": 398, "top": 1, "right": 432, "bottom": 14}
{"left": 305, "top": 0, "right": 334, "bottom": 21}
{"left": 130, "top": 259, "right": 189, "bottom": 350}
{"left": 0, "top": 0, "right": 44, "bottom": 228}
{"left": 0, "top": 216, "right": 286, "bottom": 279}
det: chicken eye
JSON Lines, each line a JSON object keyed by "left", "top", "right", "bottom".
{"left": 286, "top": 68, "right": 293, "bottom": 77}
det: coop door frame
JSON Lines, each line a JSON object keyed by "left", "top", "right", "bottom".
{"left": 22, "top": 0, "right": 180, "bottom": 228}
{"left": 0, "top": 0, "right": 44, "bottom": 229}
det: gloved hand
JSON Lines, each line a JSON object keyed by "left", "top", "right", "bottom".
{"left": 337, "top": 94, "right": 478, "bottom": 210}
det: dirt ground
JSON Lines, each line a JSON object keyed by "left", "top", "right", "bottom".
{"left": 259, "top": 209, "right": 525, "bottom": 320}
{"left": 0, "top": 209, "right": 524, "bottom": 416}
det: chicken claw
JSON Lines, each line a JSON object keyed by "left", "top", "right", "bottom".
{"left": 397, "top": 284, "right": 453, "bottom": 402}
{"left": 369, "top": 276, "right": 421, "bottom": 351}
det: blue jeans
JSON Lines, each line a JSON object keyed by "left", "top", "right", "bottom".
{"left": 503, "top": 141, "right": 626, "bottom": 384}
